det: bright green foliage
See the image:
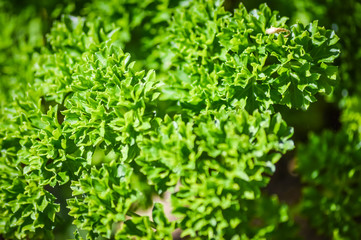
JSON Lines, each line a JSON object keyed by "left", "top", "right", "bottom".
{"left": 149, "top": 110, "right": 293, "bottom": 238}
{"left": 160, "top": 1, "right": 339, "bottom": 113}
{"left": 286, "top": 0, "right": 361, "bottom": 99}
{"left": 0, "top": 0, "right": 83, "bottom": 105}
{"left": 297, "top": 129, "right": 361, "bottom": 240}
{"left": 0, "top": 99, "right": 61, "bottom": 238}
{"left": 238, "top": 1, "right": 361, "bottom": 239}
{"left": 341, "top": 96, "right": 361, "bottom": 134}
{"left": 241, "top": 0, "right": 361, "bottom": 100}
{"left": 66, "top": 109, "right": 294, "bottom": 239}
{"left": 82, "top": 0, "right": 182, "bottom": 70}
{"left": 0, "top": 0, "right": 340, "bottom": 239}
{"left": 0, "top": 176, "right": 59, "bottom": 240}
{"left": 0, "top": 3, "right": 43, "bottom": 104}
{"left": 68, "top": 162, "right": 176, "bottom": 239}
{"left": 0, "top": 14, "right": 162, "bottom": 239}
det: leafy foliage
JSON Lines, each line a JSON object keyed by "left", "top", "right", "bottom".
{"left": 253, "top": 1, "right": 361, "bottom": 238}
{"left": 243, "top": 0, "right": 361, "bottom": 100}
{"left": 340, "top": 96, "right": 361, "bottom": 135}
{"left": 0, "top": 0, "right": 340, "bottom": 239}
{"left": 295, "top": 92, "right": 361, "bottom": 240}
{"left": 297, "top": 129, "right": 361, "bottom": 240}
{"left": 159, "top": 1, "right": 339, "bottom": 112}
{"left": 82, "top": 0, "right": 182, "bottom": 70}
{"left": 0, "top": 2, "right": 42, "bottom": 104}
{"left": 164, "top": 111, "right": 293, "bottom": 239}
{"left": 287, "top": 0, "right": 361, "bottom": 99}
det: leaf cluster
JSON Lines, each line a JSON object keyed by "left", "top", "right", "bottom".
{"left": 159, "top": 1, "right": 339, "bottom": 112}
{"left": 0, "top": 0, "right": 340, "bottom": 239}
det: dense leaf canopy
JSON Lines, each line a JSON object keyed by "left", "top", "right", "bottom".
{"left": 0, "top": 0, "right": 351, "bottom": 239}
